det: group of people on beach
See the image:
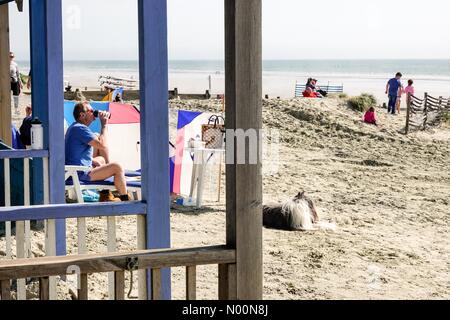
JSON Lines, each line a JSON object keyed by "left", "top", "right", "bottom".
{"left": 302, "top": 78, "right": 328, "bottom": 98}
{"left": 363, "top": 72, "right": 415, "bottom": 126}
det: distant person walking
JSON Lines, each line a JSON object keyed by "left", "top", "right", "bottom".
{"left": 10, "top": 51, "right": 22, "bottom": 115}
{"left": 385, "top": 72, "right": 403, "bottom": 115}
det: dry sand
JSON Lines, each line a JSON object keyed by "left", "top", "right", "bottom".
{"left": 2, "top": 95, "right": 450, "bottom": 300}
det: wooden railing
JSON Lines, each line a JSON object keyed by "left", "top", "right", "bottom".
{"left": 405, "top": 93, "right": 450, "bottom": 134}
{"left": 0, "top": 245, "right": 236, "bottom": 300}
{"left": 1, "top": 149, "right": 148, "bottom": 300}
{"left": 0, "top": 149, "right": 53, "bottom": 300}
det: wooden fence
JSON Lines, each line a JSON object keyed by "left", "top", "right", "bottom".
{"left": 0, "top": 150, "right": 54, "bottom": 299}
{"left": 405, "top": 93, "right": 450, "bottom": 134}
{"left": 0, "top": 246, "right": 236, "bottom": 300}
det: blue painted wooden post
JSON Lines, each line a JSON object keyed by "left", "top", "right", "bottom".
{"left": 138, "top": 0, "right": 171, "bottom": 299}
{"left": 29, "top": 0, "right": 66, "bottom": 255}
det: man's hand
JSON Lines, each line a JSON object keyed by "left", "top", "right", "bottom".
{"left": 99, "top": 111, "right": 110, "bottom": 127}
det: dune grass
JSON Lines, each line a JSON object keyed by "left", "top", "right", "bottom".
{"left": 347, "top": 93, "right": 377, "bottom": 112}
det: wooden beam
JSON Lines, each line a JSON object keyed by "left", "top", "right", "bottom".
{"left": 0, "top": 246, "right": 235, "bottom": 281}
{"left": 29, "top": 0, "right": 66, "bottom": 256}
{"left": 0, "top": 149, "right": 49, "bottom": 159}
{"left": 138, "top": 0, "right": 171, "bottom": 300}
{"left": 0, "top": 201, "right": 146, "bottom": 222}
{"left": 0, "top": 4, "right": 11, "bottom": 146}
{"left": 225, "top": 0, "right": 263, "bottom": 300}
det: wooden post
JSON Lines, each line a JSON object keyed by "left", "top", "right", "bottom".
{"left": 39, "top": 277, "right": 50, "bottom": 300}
{"left": 151, "top": 268, "right": 162, "bottom": 300}
{"left": 29, "top": 0, "right": 66, "bottom": 256}
{"left": 114, "top": 271, "right": 125, "bottom": 300}
{"left": 185, "top": 265, "right": 196, "bottom": 300}
{"left": 218, "top": 263, "right": 237, "bottom": 300}
{"left": 405, "top": 93, "right": 411, "bottom": 134}
{"left": 423, "top": 92, "right": 428, "bottom": 130}
{"left": 138, "top": 0, "right": 171, "bottom": 300}
{"left": 225, "top": 0, "right": 263, "bottom": 300}
{"left": 0, "top": 280, "right": 11, "bottom": 300}
{"left": 78, "top": 273, "right": 88, "bottom": 300}
{"left": 0, "top": 4, "right": 11, "bottom": 145}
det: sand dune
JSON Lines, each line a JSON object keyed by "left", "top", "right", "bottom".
{"left": 2, "top": 96, "right": 450, "bottom": 299}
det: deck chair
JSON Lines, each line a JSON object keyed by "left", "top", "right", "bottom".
{"left": 65, "top": 165, "right": 142, "bottom": 203}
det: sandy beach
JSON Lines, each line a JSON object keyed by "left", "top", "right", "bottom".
{"left": 3, "top": 93, "right": 450, "bottom": 300}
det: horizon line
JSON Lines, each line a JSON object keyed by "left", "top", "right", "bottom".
{"left": 15, "top": 58, "right": 450, "bottom": 62}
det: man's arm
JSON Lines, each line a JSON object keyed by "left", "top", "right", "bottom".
{"left": 385, "top": 82, "right": 389, "bottom": 95}
{"left": 88, "top": 111, "right": 109, "bottom": 151}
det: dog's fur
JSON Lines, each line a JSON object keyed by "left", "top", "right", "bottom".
{"left": 263, "top": 191, "right": 336, "bottom": 231}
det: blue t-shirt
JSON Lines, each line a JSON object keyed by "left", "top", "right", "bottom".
{"left": 65, "top": 122, "right": 97, "bottom": 167}
{"left": 388, "top": 78, "right": 402, "bottom": 96}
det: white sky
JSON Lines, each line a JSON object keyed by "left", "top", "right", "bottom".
{"left": 8, "top": 0, "right": 450, "bottom": 60}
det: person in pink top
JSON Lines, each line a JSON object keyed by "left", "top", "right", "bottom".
{"left": 397, "top": 79, "right": 415, "bottom": 114}
{"left": 403, "top": 79, "right": 415, "bottom": 107}
{"left": 363, "top": 107, "right": 377, "bottom": 126}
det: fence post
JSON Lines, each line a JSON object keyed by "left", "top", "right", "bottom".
{"left": 438, "top": 96, "right": 443, "bottom": 112}
{"left": 405, "top": 93, "right": 411, "bottom": 134}
{"left": 423, "top": 92, "right": 428, "bottom": 130}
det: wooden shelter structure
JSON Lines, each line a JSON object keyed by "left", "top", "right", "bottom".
{"left": 0, "top": 0, "right": 262, "bottom": 300}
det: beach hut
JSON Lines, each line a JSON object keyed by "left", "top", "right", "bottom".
{"left": 0, "top": 0, "right": 262, "bottom": 300}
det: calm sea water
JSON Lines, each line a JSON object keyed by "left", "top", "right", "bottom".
{"left": 16, "top": 60, "right": 450, "bottom": 98}
{"left": 17, "top": 59, "right": 450, "bottom": 79}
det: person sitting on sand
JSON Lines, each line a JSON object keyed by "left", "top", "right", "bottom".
{"left": 363, "top": 107, "right": 377, "bottom": 126}
{"left": 102, "top": 85, "right": 115, "bottom": 102}
{"left": 302, "top": 86, "right": 320, "bottom": 98}
{"left": 312, "top": 79, "right": 328, "bottom": 97}
{"left": 65, "top": 101, "right": 130, "bottom": 202}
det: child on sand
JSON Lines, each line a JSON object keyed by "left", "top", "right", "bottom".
{"left": 404, "top": 79, "right": 415, "bottom": 106}
{"left": 363, "top": 107, "right": 377, "bottom": 126}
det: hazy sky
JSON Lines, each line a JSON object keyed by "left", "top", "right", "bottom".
{"left": 8, "top": 0, "right": 450, "bottom": 60}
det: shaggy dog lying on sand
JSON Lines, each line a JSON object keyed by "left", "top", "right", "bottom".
{"left": 263, "top": 191, "right": 336, "bottom": 231}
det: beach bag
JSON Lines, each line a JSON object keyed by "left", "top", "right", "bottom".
{"left": 201, "top": 115, "right": 225, "bottom": 149}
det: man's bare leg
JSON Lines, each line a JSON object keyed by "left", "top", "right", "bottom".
{"left": 89, "top": 163, "right": 127, "bottom": 195}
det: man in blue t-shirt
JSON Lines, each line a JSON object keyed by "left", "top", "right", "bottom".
{"left": 65, "top": 101, "right": 129, "bottom": 201}
{"left": 385, "top": 72, "right": 403, "bottom": 115}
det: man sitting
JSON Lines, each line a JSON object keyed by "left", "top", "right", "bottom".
{"left": 65, "top": 101, "right": 129, "bottom": 202}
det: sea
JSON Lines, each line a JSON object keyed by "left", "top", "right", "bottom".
{"left": 17, "top": 60, "right": 450, "bottom": 102}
